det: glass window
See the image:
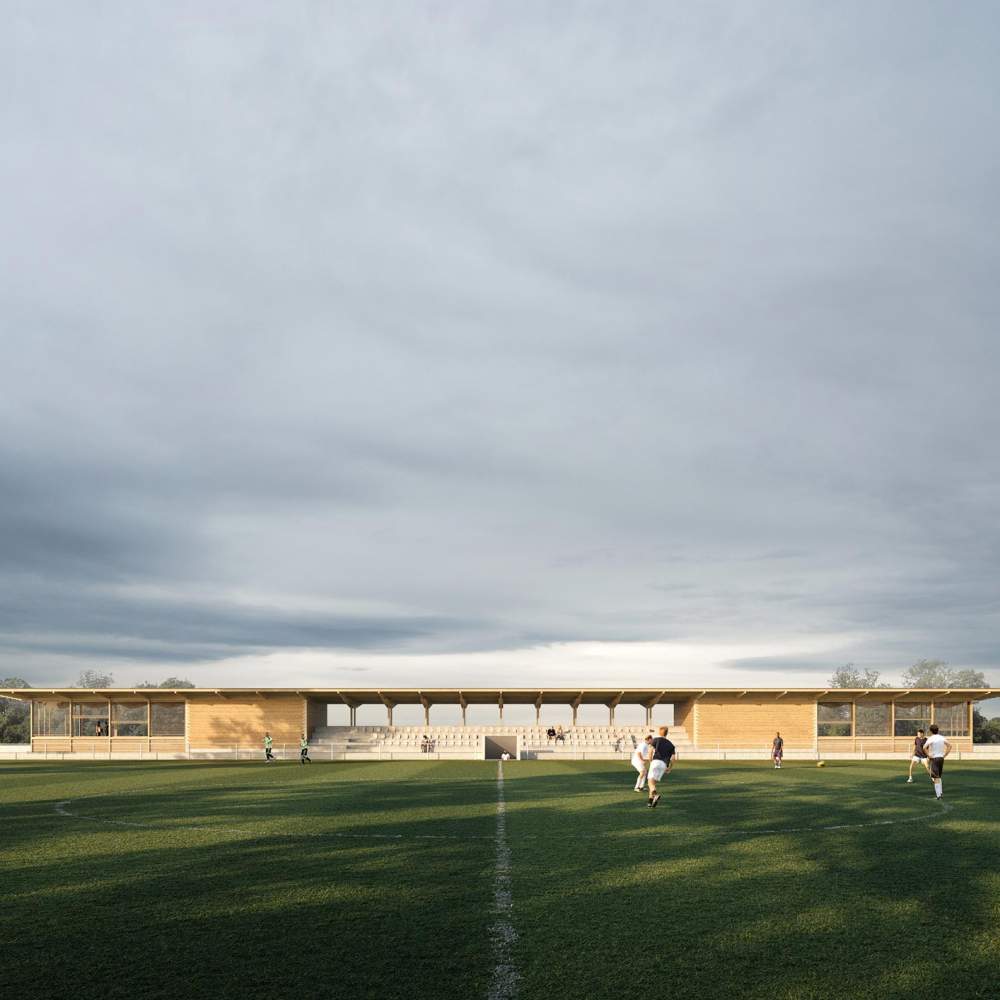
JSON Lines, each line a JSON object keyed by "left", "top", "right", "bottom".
{"left": 856, "top": 702, "right": 890, "bottom": 737}
{"left": 112, "top": 702, "right": 148, "bottom": 738}
{"left": 934, "top": 702, "right": 969, "bottom": 737}
{"left": 33, "top": 701, "right": 69, "bottom": 736}
{"left": 894, "top": 702, "right": 930, "bottom": 736}
{"left": 150, "top": 703, "right": 185, "bottom": 737}
{"left": 817, "top": 702, "right": 852, "bottom": 737}
{"left": 73, "top": 702, "right": 110, "bottom": 737}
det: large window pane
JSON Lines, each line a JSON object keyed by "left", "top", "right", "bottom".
{"left": 33, "top": 701, "right": 69, "bottom": 736}
{"left": 934, "top": 702, "right": 969, "bottom": 737}
{"left": 73, "top": 702, "right": 110, "bottom": 737}
{"left": 112, "top": 702, "right": 148, "bottom": 738}
{"left": 856, "top": 703, "right": 890, "bottom": 737}
{"left": 817, "top": 702, "right": 852, "bottom": 737}
{"left": 894, "top": 701, "right": 930, "bottom": 736}
{"left": 150, "top": 703, "right": 185, "bottom": 737}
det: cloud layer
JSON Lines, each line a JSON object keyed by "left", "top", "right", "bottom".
{"left": 2, "top": 3, "right": 999, "bottom": 693}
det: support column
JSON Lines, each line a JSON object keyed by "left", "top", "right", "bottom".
{"left": 645, "top": 705, "right": 652, "bottom": 727}
{"left": 386, "top": 705, "right": 393, "bottom": 726}
{"left": 535, "top": 704, "right": 541, "bottom": 725}
{"left": 607, "top": 692, "right": 623, "bottom": 728}
{"left": 462, "top": 704, "right": 467, "bottom": 726}
{"left": 424, "top": 703, "right": 430, "bottom": 726}
{"left": 572, "top": 705, "right": 578, "bottom": 725}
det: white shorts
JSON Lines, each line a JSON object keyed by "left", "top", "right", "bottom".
{"left": 648, "top": 759, "right": 669, "bottom": 782}
{"left": 632, "top": 759, "right": 646, "bottom": 774}
{"left": 912, "top": 755, "right": 928, "bottom": 764}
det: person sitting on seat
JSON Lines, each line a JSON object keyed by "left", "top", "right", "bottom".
{"left": 556, "top": 725, "right": 566, "bottom": 743}
{"left": 546, "top": 725, "right": 556, "bottom": 742}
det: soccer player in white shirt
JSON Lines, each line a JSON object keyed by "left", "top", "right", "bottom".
{"left": 631, "top": 735, "right": 653, "bottom": 791}
{"left": 923, "top": 724, "right": 951, "bottom": 800}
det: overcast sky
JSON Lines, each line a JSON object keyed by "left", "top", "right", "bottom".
{"left": 3, "top": 2, "right": 999, "bottom": 701}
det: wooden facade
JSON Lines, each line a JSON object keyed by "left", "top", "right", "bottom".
{"left": 4, "top": 686, "right": 988, "bottom": 752}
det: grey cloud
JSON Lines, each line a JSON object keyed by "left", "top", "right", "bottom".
{"left": 2, "top": 3, "right": 1000, "bottom": 684}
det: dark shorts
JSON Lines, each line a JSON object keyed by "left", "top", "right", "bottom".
{"left": 772, "top": 748, "right": 783, "bottom": 759}
{"left": 929, "top": 757, "right": 944, "bottom": 779}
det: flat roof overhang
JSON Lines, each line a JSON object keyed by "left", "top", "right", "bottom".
{"left": 3, "top": 687, "right": 996, "bottom": 703}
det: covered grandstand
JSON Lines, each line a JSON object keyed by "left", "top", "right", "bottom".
{"left": 2, "top": 686, "right": 991, "bottom": 760}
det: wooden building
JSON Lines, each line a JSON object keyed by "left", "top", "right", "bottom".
{"left": 2, "top": 686, "right": 989, "bottom": 755}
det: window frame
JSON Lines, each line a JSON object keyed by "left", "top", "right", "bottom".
{"left": 72, "top": 701, "right": 111, "bottom": 737}
{"left": 32, "top": 701, "right": 70, "bottom": 736}
{"left": 817, "top": 701, "right": 853, "bottom": 738}
{"left": 150, "top": 702, "right": 186, "bottom": 737}
{"left": 112, "top": 702, "right": 149, "bottom": 738}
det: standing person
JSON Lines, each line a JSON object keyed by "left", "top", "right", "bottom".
{"left": 263, "top": 732, "right": 275, "bottom": 762}
{"left": 906, "top": 729, "right": 930, "bottom": 783}
{"left": 923, "top": 724, "right": 951, "bottom": 799}
{"left": 647, "top": 726, "right": 676, "bottom": 808}
{"left": 631, "top": 734, "right": 653, "bottom": 792}
{"left": 299, "top": 733, "right": 311, "bottom": 765}
{"left": 772, "top": 732, "right": 784, "bottom": 769}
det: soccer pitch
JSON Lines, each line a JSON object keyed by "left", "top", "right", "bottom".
{"left": 3, "top": 760, "right": 998, "bottom": 1000}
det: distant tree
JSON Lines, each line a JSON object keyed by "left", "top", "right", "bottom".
{"left": 73, "top": 669, "right": 115, "bottom": 688}
{"left": 828, "top": 664, "right": 892, "bottom": 688}
{"left": 972, "top": 709, "right": 1000, "bottom": 743}
{"left": 0, "top": 677, "right": 31, "bottom": 744}
{"left": 158, "top": 677, "right": 195, "bottom": 688}
{"left": 901, "top": 660, "right": 989, "bottom": 689}
{"left": 134, "top": 681, "right": 159, "bottom": 688}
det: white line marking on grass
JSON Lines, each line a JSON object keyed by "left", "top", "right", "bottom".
{"left": 486, "top": 761, "right": 519, "bottom": 1000}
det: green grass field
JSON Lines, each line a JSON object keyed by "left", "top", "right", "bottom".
{"left": 2, "top": 759, "right": 998, "bottom": 1000}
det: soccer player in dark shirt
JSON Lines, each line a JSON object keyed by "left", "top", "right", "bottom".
{"left": 772, "top": 732, "right": 784, "bottom": 769}
{"left": 647, "top": 726, "right": 676, "bottom": 808}
{"left": 907, "top": 729, "right": 929, "bottom": 783}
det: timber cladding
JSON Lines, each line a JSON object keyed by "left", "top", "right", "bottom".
{"left": 673, "top": 699, "right": 695, "bottom": 734}
{"left": 186, "top": 696, "right": 305, "bottom": 748}
{"left": 696, "top": 694, "right": 816, "bottom": 749}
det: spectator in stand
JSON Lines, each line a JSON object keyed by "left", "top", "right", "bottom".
{"left": 546, "top": 725, "right": 556, "bottom": 742}
{"left": 556, "top": 725, "right": 566, "bottom": 743}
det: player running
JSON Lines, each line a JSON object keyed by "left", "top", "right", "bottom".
{"left": 772, "top": 731, "right": 784, "bottom": 768}
{"left": 646, "top": 726, "right": 676, "bottom": 808}
{"left": 631, "top": 734, "right": 653, "bottom": 791}
{"left": 906, "top": 729, "right": 930, "bottom": 783}
{"left": 923, "top": 724, "right": 950, "bottom": 799}
{"left": 299, "top": 733, "right": 311, "bottom": 764}
{"left": 263, "top": 732, "right": 275, "bottom": 762}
